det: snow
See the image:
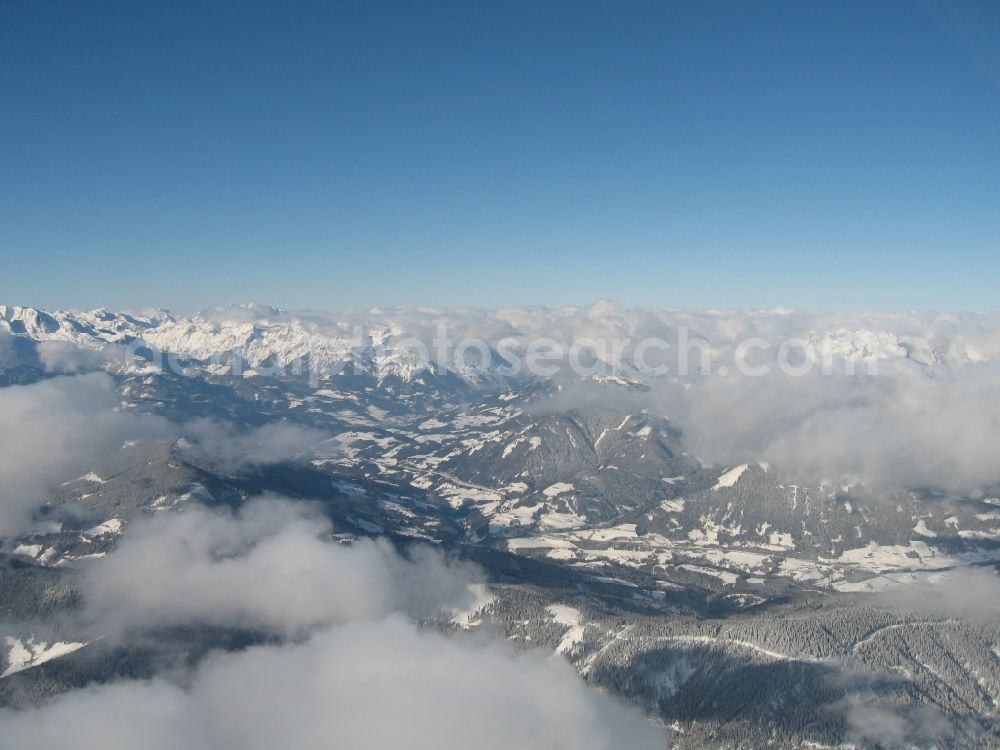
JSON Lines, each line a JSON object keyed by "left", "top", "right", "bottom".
{"left": 832, "top": 573, "right": 928, "bottom": 593}
{"left": 830, "top": 541, "right": 950, "bottom": 572}
{"left": 377, "top": 498, "right": 416, "bottom": 519}
{"left": 665, "top": 634, "right": 832, "bottom": 665}
{"left": 332, "top": 480, "right": 368, "bottom": 498}
{"left": 777, "top": 558, "right": 827, "bottom": 582}
{"left": 766, "top": 531, "right": 795, "bottom": 550}
{"left": 958, "top": 529, "right": 1000, "bottom": 540}
{"left": 576, "top": 524, "right": 638, "bottom": 542}
{"left": 712, "top": 464, "right": 748, "bottom": 490}
{"left": 488, "top": 503, "right": 540, "bottom": 533}
{"left": 542, "top": 482, "right": 574, "bottom": 497}
{"left": 84, "top": 518, "right": 123, "bottom": 537}
{"left": 7, "top": 305, "right": 1000, "bottom": 397}
{"left": 537, "top": 509, "right": 587, "bottom": 531}
{"left": 453, "top": 413, "right": 501, "bottom": 429}
{"left": 546, "top": 604, "right": 586, "bottom": 655}
{"left": 546, "top": 604, "right": 581, "bottom": 627}
{"left": 61, "top": 472, "right": 105, "bottom": 486}
{"left": 507, "top": 536, "right": 577, "bottom": 551}
{"left": 2, "top": 637, "right": 87, "bottom": 678}
{"left": 12, "top": 544, "right": 44, "bottom": 558}
{"left": 438, "top": 483, "right": 502, "bottom": 509}
{"left": 502, "top": 438, "right": 524, "bottom": 458}
{"left": 677, "top": 564, "right": 739, "bottom": 585}
{"left": 450, "top": 584, "right": 495, "bottom": 629}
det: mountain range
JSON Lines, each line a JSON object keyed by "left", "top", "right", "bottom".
{"left": 2, "top": 303, "right": 1000, "bottom": 748}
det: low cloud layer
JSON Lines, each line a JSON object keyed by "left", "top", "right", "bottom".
{"left": 1, "top": 498, "right": 663, "bottom": 750}
{"left": 668, "top": 361, "right": 1000, "bottom": 495}
{"left": 180, "top": 419, "right": 333, "bottom": 471}
{"left": 0, "top": 370, "right": 331, "bottom": 539}
{"left": 0, "top": 373, "right": 167, "bottom": 536}
{"left": 9, "top": 303, "right": 1000, "bottom": 497}
{"left": 877, "top": 566, "right": 1000, "bottom": 622}
{"left": 846, "top": 700, "right": 951, "bottom": 748}
{"left": 0, "top": 617, "right": 662, "bottom": 750}
{"left": 83, "top": 498, "right": 475, "bottom": 636}
{"left": 538, "top": 357, "right": 1000, "bottom": 496}
{"left": 35, "top": 340, "right": 128, "bottom": 373}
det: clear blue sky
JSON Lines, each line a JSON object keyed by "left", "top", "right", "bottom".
{"left": 2, "top": 0, "right": 998, "bottom": 313}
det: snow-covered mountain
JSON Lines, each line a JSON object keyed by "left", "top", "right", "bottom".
{"left": 3, "top": 303, "right": 1000, "bottom": 748}
{"left": 6, "top": 303, "right": 1000, "bottom": 383}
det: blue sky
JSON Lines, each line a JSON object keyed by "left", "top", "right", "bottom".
{"left": 2, "top": 0, "right": 998, "bottom": 313}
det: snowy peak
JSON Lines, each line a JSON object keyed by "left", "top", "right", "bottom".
{"left": 6, "top": 305, "right": 1000, "bottom": 389}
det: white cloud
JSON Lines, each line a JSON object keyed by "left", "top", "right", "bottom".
{"left": 180, "top": 419, "right": 332, "bottom": 471}
{"left": 537, "top": 357, "right": 1000, "bottom": 496}
{"left": 877, "top": 566, "right": 1000, "bottom": 622}
{"left": 846, "top": 700, "right": 951, "bottom": 747}
{"left": 0, "top": 373, "right": 167, "bottom": 537}
{"left": 0, "top": 616, "right": 663, "bottom": 750}
{"left": 1, "top": 498, "right": 663, "bottom": 750}
{"left": 652, "top": 360, "right": 1000, "bottom": 495}
{"left": 186, "top": 302, "right": 1000, "bottom": 496}
{"left": 82, "top": 498, "right": 476, "bottom": 636}
{"left": 36, "top": 340, "right": 127, "bottom": 373}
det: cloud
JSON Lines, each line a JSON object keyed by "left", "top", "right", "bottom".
{"left": 179, "top": 419, "right": 333, "bottom": 471}
{"left": 663, "top": 361, "right": 1000, "bottom": 494}
{"left": 0, "top": 368, "right": 332, "bottom": 538}
{"left": 846, "top": 700, "right": 952, "bottom": 748}
{"left": 0, "top": 616, "right": 663, "bottom": 750}
{"left": 35, "top": 340, "right": 128, "bottom": 373}
{"left": 876, "top": 566, "right": 1000, "bottom": 622}
{"left": 231, "top": 301, "right": 999, "bottom": 497}
{"left": 13, "top": 303, "right": 1000, "bottom": 496}
{"left": 0, "top": 373, "right": 168, "bottom": 537}
{"left": 82, "top": 498, "right": 476, "bottom": 636}
{"left": 826, "top": 666, "right": 957, "bottom": 747}
{"left": 537, "top": 358, "right": 1000, "bottom": 496}
{"left": 1, "top": 498, "right": 663, "bottom": 750}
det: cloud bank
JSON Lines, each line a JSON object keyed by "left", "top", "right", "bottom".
{"left": 35, "top": 340, "right": 128, "bottom": 373}
{"left": 0, "top": 369, "right": 331, "bottom": 539}
{"left": 538, "top": 358, "right": 1000, "bottom": 496}
{"left": 0, "top": 499, "right": 663, "bottom": 750}
{"left": 82, "top": 498, "right": 476, "bottom": 636}
{"left": 0, "top": 373, "right": 167, "bottom": 536}
{"left": 0, "top": 617, "right": 663, "bottom": 750}
{"left": 177, "top": 302, "right": 1000, "bottom": 496}
{"left": 876, "top": 566, "right": 1000, "bottom": 622}
{"left": 10, "top": 303, "right": 1000, "bottom": 496}
{"left": 179, "top": 419, "right": 333, "bottom": 471}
